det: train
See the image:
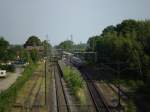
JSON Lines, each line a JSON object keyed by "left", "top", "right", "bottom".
{"left": 62, "top": 51, "right": 85, "bottom": 67}
{"left": 70, "top": 56, "right": 84, "bottom": 67}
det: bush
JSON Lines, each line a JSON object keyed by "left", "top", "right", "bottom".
{"left": 63, "top": 66, "right": 83, "bottom": 93}
{"left": 0, "top": 64, "right": 15, "bottom": 72}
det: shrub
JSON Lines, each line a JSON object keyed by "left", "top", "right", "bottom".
{"left": 0, "top": 64, "right": 15, "bottom": 72}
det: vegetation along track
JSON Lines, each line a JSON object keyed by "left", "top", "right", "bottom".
{"left": 32, "top": 75, "right": 43, "bottom": 112}
{"left": 12, "top": 69, "right": 44, "bottom": 112}
{"left": 22, "top": 72, "right": 43, "bottom": 112}
{"left": 54, "top": 62, "right": 71, "bottom": 112}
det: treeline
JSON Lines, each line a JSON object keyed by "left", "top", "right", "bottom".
{"left": 87, "top": 19, "right": 150, "bottom": 86}
{"left": 56, "top": 40, "right": 87, "bottom": 52}
{"left": 0, "top": 36, "right": 51, "bottom": 64}
{"left": 0, "top": 38, "right": 17, "bottom": 62}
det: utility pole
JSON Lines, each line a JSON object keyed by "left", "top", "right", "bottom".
{"left": 45, "top": 34, "right": 49, "bottom": 105}
{"left": 45, "top": 55, "right": 47, "bottom": 105}
{"left": 70, "top": 34, "right": 73, "bottom": 42}
{"left": 117, "top": 61, "right": 121, "bottom": 108}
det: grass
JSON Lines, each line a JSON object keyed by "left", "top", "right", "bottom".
{"left": 59, "top": 61, "right": 87, "bottom": 105}
{"left": 0, "top": 63, "right": 38, "bottom": 112}
{"left": 63, "top": 66, "right": 83, "bottom": 92}
{"left": 124, "top": 100, "right": 137, "bottom": 112}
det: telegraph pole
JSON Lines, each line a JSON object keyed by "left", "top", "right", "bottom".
{"left": 117, "top": 61, "right": 121, "bottom": 108}
{"left": 45, "top": 34, "right": 49, "bottom": 105}
{"left": 45, "top": 55, "right": 47, "bottom": 105}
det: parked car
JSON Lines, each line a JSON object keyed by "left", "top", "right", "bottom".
{"left": 0, "top": 70, "right": 7, "bottom": 78}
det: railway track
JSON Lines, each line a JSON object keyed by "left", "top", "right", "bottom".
{"left": 79, "top": 67, "right": 112, "bottom": 112}
{"left": 22, "top": 72, "right": 43, "bottom": 112}
{"left": 66, "top": 60, "right": 112, "bottom": 112}
{"left": 12, "top": 71, "right": 44, "bottom": 112}
{"left": 17, "top": 73, "right": 40, "bottom": 112}
{"left": 106, "top": 83, "right": 129, "bottom": 100}
{"left": 32, "top": 75, "right": 43, "bottom": 112}
{"left": 54, "top": 62, "right": 71, "bottom": 112}
{"left": 87, "top": 66, "right": 129, "bottom": 100}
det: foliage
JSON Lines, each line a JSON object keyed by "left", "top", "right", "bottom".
{"left": 59, "top": 61, "right": 87, "bottom": 104}
{"left": 0, "top": 37, "right": 9, "bottom": 61}
{"left": 86, "top": 19, "right": 150, "bottom": 107}
{"left": 42, "top": 40, "right": 52, "bottom": 56}
{"left": 0, "top": 37, "right": 9, "bottom": 51}
{"left": 87, "top": 19, "right": 150, "bottom": 79}
{"left": 24, "top": 36, "right": 52, "bottom": 60}
{"left": 58, "top": 40, "right": 74, "bottom": 51}
{"left": 30, "top": 49, "right": 39, "bottom": 63}
{"left": 0, "top": 38, "right": 28, "bottom": 62}
{"left": 20, "top": 49, "right": 31, "bottom": 63}
{"left": 24, "top": 35, "right": 41, "bottom": 47}
{"left": 63, "top": 65, "right": 83, "bottom": 92}
{"left": 73, "top": 43, "right": 87, "bottom": 52}
{"left": 87, "top": 36, "right": 99, "bottom": 51}
{"left": 0, "top": 63, "right": 38, "bottom": 112}
{"left": 0, "top": 64, "right": 15, "bottom": 72}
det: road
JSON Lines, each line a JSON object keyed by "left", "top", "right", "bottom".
{"left": 0, "top": 66, "right": 24, "bottom": 92}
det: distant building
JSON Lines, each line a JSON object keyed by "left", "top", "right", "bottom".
{"left": 25, "top": 45, "right": 45, "bottom": 55}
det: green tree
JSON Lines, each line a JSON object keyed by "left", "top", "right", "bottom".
{"left": 87, "top": 36, "right": 99, "bottom": 51}
{"left": 0, "top": 37, "right": 9, "bottom": 50}
{"left": 24, "top": 36, "right": 41, "bottom": 47}
{"left": 73, "top": 43, "right": 87, "bottom": 52}
{"left": 0, "top": 37, "right": 9, "bottom": 61}
{"left": 42, "top": 40, "right": 52, "bottom": 56}
{"left": 102, "top": 25, "right": 116, "bottom": 36}
{"left": 58, "top": 40, "right": 73, "bottom": 51}
{"left": 87, "top": 19, "right": 150, "bottom": 79}
{"left": 116, "top": 19, "right": 138, "bottom": 36}
{"left": 30, "top": 49, "right": 39, "bottom": 63}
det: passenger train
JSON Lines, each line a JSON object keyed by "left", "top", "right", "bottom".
{"left": 62, "top": 51, "right": 84, "bottom": 67}
{"left": 70, "top": 56, "right": 84, "bottom": 67}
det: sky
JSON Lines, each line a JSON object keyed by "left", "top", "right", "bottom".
{"left": 0, "top": 0, "right": 150, "bottom": 45}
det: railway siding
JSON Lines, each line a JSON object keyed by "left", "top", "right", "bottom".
{"left": 11, "top": 62, "right": 47, "bottom": 112}
{"left": 54, "top": 62, "right": 71, "bottom": 112}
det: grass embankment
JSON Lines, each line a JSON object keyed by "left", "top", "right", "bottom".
{"left": 0, "top": 63, "right": 38, "bottom": 112}
{"left": 59, "top": 61, "right": 87, "bottom": 104}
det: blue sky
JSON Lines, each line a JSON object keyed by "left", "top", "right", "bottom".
{"left": 0, "top": 0, "right": 150, "bottom": 45}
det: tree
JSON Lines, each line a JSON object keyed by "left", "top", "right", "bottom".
{"left": 42, "top": 40, "right": 52, "bottom": 48}
{"left": 42, "top": 40, "right": 52, "bottom": 56}
{"left": 0, "top": 37, "right": 9, "bottom": 51}
{"left": 86, "top": 19, "right": 150, "bottom": 80}
{"left": 102, "top": 25, "right": 116, "bottom": 36}
{"left": 73, "top": 43, "right": 87, "bottom": 51}
{"left": 87, "top": 36, "right": 100, "bottom": 51}
{"left": 24, "top": 36, "right": 41, "bottom": 47}
{"left": 30, "top": 49, "right": 39, "bottom": 63}
{"left": 58, "top": 40, "right": 73, "bottom": 51}
{"left": 116, "top": 19, "right": 138, "bottom": 36}
{"left": 0, "top": 37, "right": 9, "bottom": 61}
